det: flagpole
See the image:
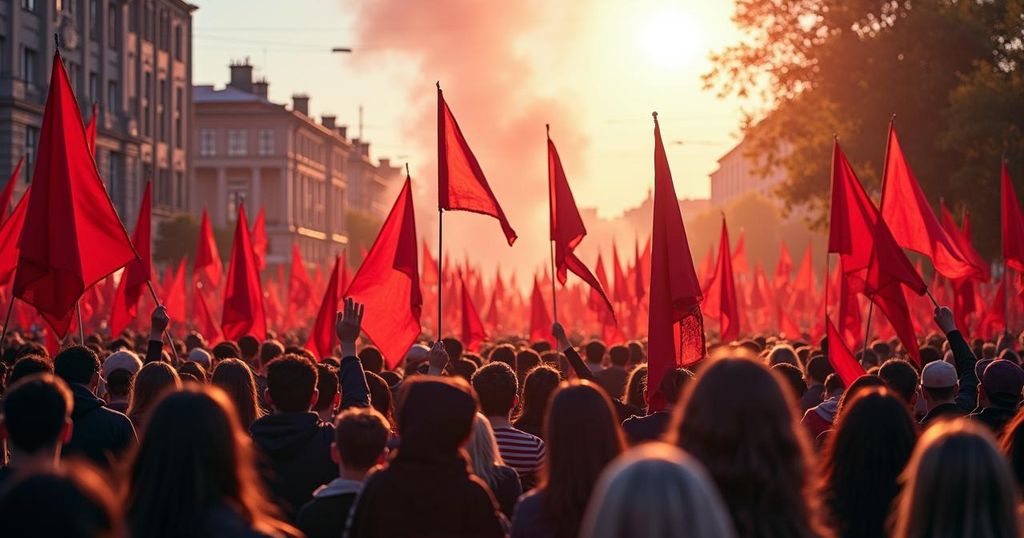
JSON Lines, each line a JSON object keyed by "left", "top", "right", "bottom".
{"left": 546, "top": 124, "right": 558, "bottom": 323}
{"left": 0, "top": 297, "right": 16, "bottom": 354}
{"left": 76, "top": 300, "right": 84, "bottom": 343}
{"left": 145, "top": 280, "right": 179, "bottom": 362}
{"left": 437, "top": 208, "right": 444, "bottom": 340}
{"left": 549, "top": 241, "right": 558, "bottom": 323}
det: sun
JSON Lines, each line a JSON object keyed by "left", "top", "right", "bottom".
{"left": 640, "top": 9, "right": 703, "bottom": 70}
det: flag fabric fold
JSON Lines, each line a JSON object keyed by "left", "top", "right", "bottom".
{"left": 193, "top": 208, "right": 223, "bottom": 289}
{"left": 110, "top": 182, "right": 153, "bottom": 337}
{"left": 306, "top": 255, "right": 342, "bottom": 361}
{"left": 460, "top": 271, "right": 487, "bottom": 351}
{"left": 221, "top": 204, "right": 267, "bottom": 341}
{"left": 702, "top": 217, "right": 740, "bottom": 341}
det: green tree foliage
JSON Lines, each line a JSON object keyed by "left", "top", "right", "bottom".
{"left": 153, "top": 214, "right": 232, "bottom": 266}
{"left": 346, "top": 210, "right": 383, "bottom": 267}
{"left": 705, "top": 0, "right": 1024, "bottom": 258}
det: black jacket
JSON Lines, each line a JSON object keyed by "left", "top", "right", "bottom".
{"left": 920, "top": 402, "right": 967, "bottom": 426}
{"left": 296, "top": 478, "right": 360, "bottom": 538}
{"left": 621, "top": 411, "right": 673, "bottom": 444}
{"left": 64, "top": 383, "right": 137, "bottom": 467}
{"left": 488, "top": 465, "right": 523, "bottom": 518}
{"left": 251, "top": 412, "right": 337, "bottom": 520}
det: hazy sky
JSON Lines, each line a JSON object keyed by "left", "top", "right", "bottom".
{"left": 192, "top": 0, "right": 749, "bottom": 275}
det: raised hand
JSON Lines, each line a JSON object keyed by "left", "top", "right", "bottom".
{"left": 933, "top": 306, "right": 956, "bottom": 334}
{"left": 336, "top": 298, "right": 365, "bottom": 345}
{"left": 150, "top": 305, "right": 170, "bottom": 341}
{"left": 552, "top": 322, "right": 570, "bottom": 350}
{"left": 427, "top": 340, "right": 450, "bottom": 376}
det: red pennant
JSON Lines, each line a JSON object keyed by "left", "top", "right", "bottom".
{"left": 774, "top": 242, "right": 794, "bottom": 289}
{"left": 306, "top": 255, "right": 342, "bottom": 361}
{"left": 221, "top": 204, "right": 266, "bottom": 341}
{"left": 421, "top": 239, "right": 439, "bottom": 286}
{"left": 731, "top": 229, "right": 750, "bottom": 276}
{"left": 940, "top": 202, "right": 990, "bottom": 281}
{"left": 1002, "top": 162, "right": 1024, "bottom": 274}
{"left": 110, "top": 182, "right": 153, "bottom": 337}
{"left": 460, "top": 271, "right": 487, "bottom": 350}
{"left": 529, "top": 277, "right": 551, "bottom": 344}
{"left": 0, "top": 188, "right": 31, "bottom": 288}
{"left": 825, "top": 315, "right": 866, "bottom": 386}
{"left": 251, "top": 207, "right": 268, "bottom": 271}
{"left": 193, "top": 208, "right": 223, "bottom": 288}
{"left": 0, "top": 156, "right": 25, "bottom": 222}
{"left": 702, "top": 217, "right": 740, "bottom": 341}
{"left": 192, "top": 281, "right": 221, "bottom": 344}
{"left": 163, "top": 258, "right": 187, "bottom": 324}
{"left": 287, "top": 243, "right": 313, "bottom": 322}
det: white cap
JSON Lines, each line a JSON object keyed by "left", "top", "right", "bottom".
{"left": 101, "top": 350, "right": 142, "bottom": 379}
{"left": 187, "top": 348, "right": 213, "bottom": 370}
{"left": 921, "top": 360, "right": 957, "bottom": 389}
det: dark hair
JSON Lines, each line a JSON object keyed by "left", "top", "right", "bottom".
{"left": 314, "top": 364, "right": 339, "bottom": 413}
{"left": 824, "top": 373, "right": 845, "bottom": 396}
{"left": 516, "top": 349, "right": 542, "bottom": 384}
{"left": 441, "top": 337, "right": 464, "bottom": 362}
{"left": 449, "top": 358, "right": 478, "bottom": 382}
{"left": 837, "top": 375, "right": 887, "bottom": 414}
{"left": 1001, "top": 409, "right": 1024, "bottom": 491}
{"left": 670, "top": 357, "right": 828, "bottom": 538}
{"left": 54, "top": 346, "right": 100, "bottom": 385}
{"left": 125, "top": 387, "right": 294, "bottom": 537}
{"left": 773, "top": 363, "right": 808, "bottom": 399}
{"left": 365, "top": 371, "right": 394, "bottom": 426}
{"left": 659, "top": 367, "right": 694, "bottom": 406}
{"left": 922, "top": 384, "right": 957, "bottom": 402}
{"left": 266, "top": 354, "right": 318, "bottom": 412}
{"left": 584, "top": 341, "right": 606, "bottom": 364}
{"left": 379, "top": 370, "right": 402, "bottom": 387}
{"left": 358, "top": 347, "right": 384, "bottom": 374}
{"left": 0, "top": 462, "right": 120, "bottom": 538}
{"left": 624, "top": 365, "right": 648, "bottom": 411}
{"left": 768, "top": 345, "right": 800, "bottom": 368}
{"left": 515, "top": 365, "right": 560, "bottom": 437}
{"left": 128, "top": 362, "right": 181, "bottom": 431}
{"left": 2, "top": 374, "right": 73, "bottom": 452}
{"left": 471, "top": 362, "right": 517, "bottom": 417}
{"left": 627, "top": 341, "right": 645, "bottom": 365}
{"left": 259, "top": 340, "right": 284, "bottom": 367}
{"left": 178, "top": 361, "right": 208, "bottom": 383}
{"left": 334, "top": 407, "right": 390, "bottom": 470}
{"left": 105, "top": 368, "right": 134, "bottom": 399}
{"left": 878, "top": 359, "right": 919, "bottom": 404}
{"left": 212, "top": 341, "right": 242, "bottom": 362}
{"left": 806, "top": 354, "right": 834, "bottom": 384}
{"left": 237, "top": 336, "right": 261, "bottom": 360}
{"left": 919, "top": 346, "right": 942, "bottom": 366}
{"left": 870, "top": 340, "right": 892, "bottom": 361}
{"left": 608, "top": 345, "right": 630, "bottom": 367}
{"left": 9, "top": 354, "right": 53, "bottom": 385}
{"left": 821, "top": 388, "right": 916, "bottom": 538}
{"left": 211, "top": 359, "right": 264, "bottom": 429}
{"left": 488, "top": 344, "right": 516, "bottom": 370}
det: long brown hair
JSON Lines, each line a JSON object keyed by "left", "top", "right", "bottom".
{"left": 541, "top": 380, "right": 625, "bottom": 538}
{"left": 126, "top": 362, "right": 181, "bottom": 432}
{"left": 669, "top": 357, "right": 831, "bottom": 538}
{"left": 211, "top": 358, "right": 264, "bottom": 429}
{"left": 124, "top": 386, "right": 296, "bottom": 537}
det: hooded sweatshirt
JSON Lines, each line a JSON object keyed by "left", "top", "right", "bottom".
{"left": 250, "top": 412, "right": 336, "bottom": 519}
{"left": 63, "top": 383, "right": 137, "bottom": 467}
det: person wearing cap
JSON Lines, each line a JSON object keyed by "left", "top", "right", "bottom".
{"left": 919, "top": 361, "right": 965, "bottom": 425}
{"left": 969, "top": 359, "right": 1024, "bottom": 435}
{"left": 932, "top": 306, "right": 980, "bottom": 415}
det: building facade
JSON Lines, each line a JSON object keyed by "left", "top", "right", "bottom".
{"left": 193, "top": 60, "right": 400, "bottom": 268}
{"left": 0, "top": 0, "right": 195, "bottom": 225}
{"left": 709, "top": 139, "right": 787, "bottom": 209}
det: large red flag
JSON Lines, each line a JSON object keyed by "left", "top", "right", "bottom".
{"left": 421, "top": 239, "right": 439, "bottom": 286}
{"left": 634, "top": 237, "right": 646, "bottom": 300}
{"left": 251, "top": 207, "right": 268, "bottom": 271}
{"left": 460, "top": 272, "right": 487, "bottom": 351}
{"left": 529, "top": 277, "right": 551, "bottom": 344}
{"left": 825, "top": 315, "right": 866, "bottom": 386}
{"left": 647, "top": 113, "right": 705, "bottom": 410}
{"left": 110, "top": 182, "right": 153, "bottom": 337}
{"left": 702, "top": 217, "right": 740, "bottom": 341}
{"left": 221, "top": 204, "right": 266, "bottom": 341}
{"left": 163, "top": 258, "right": 187, "bottom": 324}
{"left": 1001, "top": 162, "right": 1024, "bottom": 274}
{"left": 774, "top": 242, "right": 794, "bottom": 289}
{"left": 437, "top": 85, "right": 517, "bottom": 245}
{"left": 192, "top": 281, "right": 221, "bottom": 344}
{"left": 85, "top": 102, "right": 98, "bottom": 154}
{"left": 940, "top": 203, "right": 989, "bottom": 281}
{"left": 0, "top": 156, "right": 24, "bottom": 222}
{"left": 345, "top": 177, "right": 422, "bottom": 368}
{"left": 287, "top": 243, "right": 313, "bottom": 318}
{"left": 881, "top": 124, "right": 977, "bottom": 280}
{"left": 193, "top": 208, "right": 223, "bottom": 289}
{"left": 306, "top": 255, "right": 342, "bottom": 361}
{"left": 612, "top": 244, "right": 631, "bottom": 304}
{"left": 732, "top": 229, "right": 750, "bottom": 276}
{"left": 0, "top": 187, "right": 31, "bottom": 288}
{"left": 13, "top": 52, "right": 138, "bottom": 330}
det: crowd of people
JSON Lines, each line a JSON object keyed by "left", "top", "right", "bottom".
{"left": 0, "top": 298, "right": 1023, "bottom": 537}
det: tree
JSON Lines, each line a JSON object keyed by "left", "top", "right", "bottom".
{"left": 346, "top": 210, "right": 384, "bottom": 267}
{"left": 153, "top": 214, "right": 233, "bottom": 266}
{"left": 706, "top": 0, "right": 1024, "bottom": 258}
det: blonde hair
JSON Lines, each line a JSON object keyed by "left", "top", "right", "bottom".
{"left": 466, "top": 413, "right": 504, "bottom": 488}
{"left": 579, "top": 443, "right": 736, "bottom": 538}
{"left": 892, "top": 419, "right": 1022, "bottom": 538}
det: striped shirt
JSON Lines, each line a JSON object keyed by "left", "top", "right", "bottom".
{"left": 492, "top": 426, "right": 545, "bottom": 486}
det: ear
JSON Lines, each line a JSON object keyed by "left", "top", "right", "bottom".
{"left": 264, "top": 388, "right": 274, "bottom": 408}
{"left": 309, "top": 388, "right": 320, "bottom": 410}
{"left": 513, "top": 394, "right": 519, "bottom": 410}
{"left": 330, "top": 441, "right": 340, "bottom": 465}
{"left": 377, "top": 447, "right": 388, "bottom": 465}
{"left": 90, "top": 372, "right": 100, "bottom": 390}
{"left": 62, "top": 418, "right": 74, "bottom": 444}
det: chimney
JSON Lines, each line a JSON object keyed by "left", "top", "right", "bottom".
{"left": 228, "top": 59, "right": 253, "bottom": 93}
{"left": 379, "top": 158, "right": 390, "bottom": 169}
{"left": 292, "top": 94, "right": 309, "bottom": 116}
{"left": 321, "top": 115, "right": 336, "bottom": 129}
{"left": 337, "top": 125, "right": 348, "bottom": 140}
{"left": 360, "top": 141, "right": 370, "bottom": 157}
{"left": 252, "top": 78, "right": 269, "bottom": 99}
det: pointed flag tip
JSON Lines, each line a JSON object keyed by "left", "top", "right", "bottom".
{"left": 435, "top": 81, "right": 441, "bottom": 90}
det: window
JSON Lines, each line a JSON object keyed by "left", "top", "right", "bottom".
{"left": 108, "top": 5, "right": 119, "bottom": 49}
{"left": 174, "top": 26, "right": 182, "bottom": 61}
{"left": 24, "top": 125, "right": 37, "bottom": 184}
{"left": 89, "top": 72, "right": 98, "bottom": 102}
{"left": 157, "top": 79, "right": 166, "bottom": 141}
{"left": 174, "top": 88, "right": 183, "bottom": 148}
{"left": 90, "top": 0, "right": 99, "bottom": 41}
{"left": 21, "top": 47, "right": 37, "bottom": 85}
{"left": 108, "top": 152, "right": 122, "bottom": 210}
{"left": 227, "top": 186, "right": 247, "bottom": 221}
{"left": 21, "top": 0, "right": 35, "bottom": 12}
{"left": 128, "top": 1, "right": 137, "bottom": 32}
{"left": 228, "top": 130, "right": 248, "bottom": 156}
{"left": 199, "top": 129, "right": 216, "bottom": 156}
{"left": 0, "top": 37, "right": 6, "bottom": 74}
{"left": 142, "top": 72, "right": 151, "bottom": 136}
{"left": 107, "top": 80, "right": 118, "bottom": 113}
{"left": 66, "top": 62, "right": 78, "bottom": 91}
{"left": 258, "top": 129, "right": 274, "bottom": 156}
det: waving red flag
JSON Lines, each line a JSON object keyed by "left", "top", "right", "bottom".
{"left": 634, "top": 237, "right": 646, "bottom": 300}
{"left": 702, "top": 217, "right": 740, "bottom": 341}
{"left": 647, "top": 113, "right": 705, "bottom": 410}
{"left": 1001, "top": 162, "right": 1024, "bottom": 274}
{"left": 251, "top": 207, "right": 268, "bottom": 271}
{"left": 940, "top": 203, "right": 989, "bottom": 281}
{"left": 306, "top": 255, "right": 342, "bottom": 361}
{"left": 0, "top": 156, "right": 24, "bottom": 222}
{"left": 85, "top": 102, "right": 98, "bottom": 154}
{"left": 731, "top": 229, "right": 749, "bottom": 276}
{"left": 698, "top": 245, "right": 715, "bottom": 287}
{"left": 421, "top": 239, "right": 439, "bottom": 286}
{"left": 792, "top": 242, "right": 817, "bottom": 311}
{"left": 192, "top": 281, "right": 221, "bottom": 344}
{"left": 437, "top": 85, "right": 517, "bottom": 245}
{"left": 221, "top": 204, "right": 266, "bottom": 341}
{"left": 881, "top": 124, "right": 977, "bottom": 280}
{"left": 110, "top": 182, "right": 153, "bottom": 337}
{"left": 459, "top": 272, "right": 487, "bottom": 351}
{"left": 749, "top": 264, "right": 770, "bottom": 311}
{"left": 13, "top": 52, "right": 138, "bottom": 328}
{"left": 0, "top": 187, "right": 31, "bottom": 288}
{"left": 287, "top": 243, "right": 313, "bottom": 317}
{"left": 163, "top": 258, "right": 187, "bottom": 323}
{"left": 193, "top": 208, "right": 223, "bottom": 289}
{"left": 774, "top": 242, "right": 794, "bottom": 289}
{"left": 345, "top": 177, "right": 422, "bottom": 368}
{"left": 838, "top": 266, "right": 864, "bottom": 347}
{"left": 612, "top": 244, "right": 631, "bottom": 304}
{"left": 529, "top": 277, "right": 551, "bottom": 344}
{"left": 825, "top": 315, "right": 866, "bottom": 386}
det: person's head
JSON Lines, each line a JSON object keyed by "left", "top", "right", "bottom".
{"left": 127, "top": 362, "right": 182, "bottom": 430}
{"left": 608, "top": 345, "right": 630, "bottom": 368}
{"left": 185, "top": 348, "right": 212, "bottom": 371}
{"left": 125, "top": 387, "right": 294, "bottom": 538}
{"left": 471, "top": 362, "right": 518, "bottom": 418}
{"left": 314, "top": 364, "right": 340, "bottom": 415}
{"left": 101, "top": 349, "right": 142, "bottom": 380}
{"left": 878, "top": 359, "right": 919, "bottom": 406}
{"left": 893, "top": 419, "right": 1021, "bottom": 538}
{"left": 9, "top": 355, "right": 52, "bottom": 385}
{"left": 449, "top": 358, "right": 478, "bottom": 382}
{"left": 920, "top": 360, "right": 958, "bottom": 408}
{"left": 918, "top": 345, "right": 942, "bottom": 366}
{"left": 626, "top": 341, "right": 645, "bottom": 366}
{"left": 870, "top": 340, "right": 893, "bottom": 361}
{"left": 516, "top": 365, "right": 561, "bottom": 433}
{"left": 332, "top": 407, "right": 390, "bottom": 474}
{"left": 579, "top": 443, "right": 736, "bottom": 538}
{"left": 658, "top": 367, "right": 694, "bottom": 406}
{"left": 821, "top": 388, "right": 917, "bottom": 538}
{"left": 767, "top": 345, "right": 799, "bottom": 368}
{"left": 363, "top": 371, "right": 394, "bottom": 426}
{"left": 805, "top": 354, "right": 834, "bottom": 385}
{"left": 212, "top": 341, "right": 242, "bottom": 362}
{"left": 980, "top": 359, "right": 1024, "bottom": 408}
{"left": 211, "top": 358, "right": 264, "bottom": 429}
{"left": 836, "top": 374, "right": 886, "bottom": 412}
{"left": 516, "top": 349, "right": 542, "bottom": 384}
{"left": 488, "top": 344, "right": 516, "bottom": 370}
{"left": 669, "top": 357, "right": 827, "bottom": 538}
{"left": 184, "top": 332, "right": 205, "bottom": 352}
{"left": 54, "top": 346, "right": 101, "bottom": 389}
{"left": 0, "top": 462, "right": 120, "bottom": 538}
{"left": 393, "top": 376, "right": 478, "bottom": 464}
{"left": 237, "top": 336, "right": 261, "bottom": 362}
{"left": 541, "top": 380, "right": 625, "bottom": 538}
{"left": 358, "top": 347, "right": 384, "bottom": 374}
{"left": 178, "top": 361, "right": 208, "bottom": 384}
{"left": 584, "top": 340, "right": 607, "bottom": 365}
{"left": 265, "top": 354, "right": 318, "bottom": 413}
{"left": 440, "top": 337, "right": 464, "bottom": 362}
{"left": 0, "top": 374, "right": 73, "bottom": 456}
{"left": 104, "top": 368, "right": 133, "bottom": 402}
{"left": 259, "top": 340, "right": 284, "bottom": 369}
{"left": 466, "top": 413, "right": 505, "bottom": 487}
{"left": 772, "top": 363, "right": 807, "bottom": 400}
{"left": 624, "top": 365, "right": 648, "bottom": 411}
{"left": 1000, "top": 348, "right": 1021, "bottom": 366}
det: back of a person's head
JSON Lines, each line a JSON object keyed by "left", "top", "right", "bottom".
{"left": 870, "top": 340, "right": 893, "bottom": 361}
{"left": 364, "top": 371, "right": 394, "bottom": 424}
{"left": 54, "top": 346, "right": 100, "bottom": 386}
{"left": 579, "top": 443, "right": 736, "bottom": 538}
{"left": 128, "top": 362, "right": 182, "bottom": 426}
{"left": 334, "top": 407, "right": 390, "bottom": 472}
{"left": 211, "top": 358, "right": 262, "bottom": 428}
{"left": 584, "top": 340, "right": 607, "bottom": 364}
{"left": 466, "top": 413, "right": 503, "bottom": 486}
{"left": 1001, "top": 409, "right": 1024, "bottom": 492}
{"left": 178, "top": 361, "right": 208, "bottom": 384}
{"left": 518, "top": 365, "right": 561, "bottom": 424}
{"left": 823, "top": 388, "right": 917, "bottom": 538}
{"left": 516, "top": 348, "right": 542, "bottom": 382}
{"left": 9, "top": 355, "right": 53, "bottom": 385}
{"left": 918, "top": 345, "right": 942, "bottom": 366}
{"left": 659, "top": 367, "right": 694, "bottom": 406}
{"left": 488, "top": 343, "right": 516, "bottom": 370}
{"left": 358, "top": 346, "right": 384, "bottom": 374}
{"left": 893, "top": 419, "right": 1021, "bottom": 538}
{"left": 265, "top": 354, "right": 318, "bottom": 413}
{"left": 184, "top": 332, "right": 205, "bottom": 352}
{"left": 771, "top": 363, "right": 807, "bottom": 400}
{"left": 625, "top": 365, "right": 648, "bottom": 411}
{"left": 212, "top": 341, "right": 242, "bottom": 362}
{"left": 626, "top": 341, "right": 645, "bottom": 365}
{"left": 823, "top": 373, "right": 845, "bottom": 398}
{"left": 441, "top": 337, "right": 464, "bottom": 362}
{"left": 314, "top": 364, "right": 339, "bottom": 413}
{"left": 105, "top": 368, "right": 133, "bottom": 400}
{"left": 982, "top": 342, "right": 998, "bottom": 360}
{"left": 805, "top": 354, "right": 834, "bottom": 384}
{"left": 237, "top": 336, "right": 261, "bottom": 361}
{"left": 1, "top": 374, "right": 73, "bottom": 453}
{"left": 471, "top": 361, "right": 518, "bottom": 417}
{"left": 449, "top": 357, "right": 478, "bottom": 382}
{"left": 0, "top": 462, "right": 120, "bottom": 538}
{"left": 394, "top": 376, "right": 478, "bottom": 463}
{"left": 878, "top": 358, "right": 919, "bottom": 404}
{"left": 767, "top": 345, "right": 799, "bottom": 368}
{"left": 608, "top": 345, "right": 630, "bottom": 368}
{"left": 259, "top": 340, "right": 284, "bottom": 367}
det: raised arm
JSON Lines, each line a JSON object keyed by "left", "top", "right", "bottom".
{"left": 337, "top": 298, "right": 370, "bottom": 409}
{"left": 934, "top": 306, "right": 978, "bottom": 413}
{"left": 143, "top": 305, "right": 169, "bottom": 363}
{"left": 553, "top": 322, "right": 596, "bottom": 382}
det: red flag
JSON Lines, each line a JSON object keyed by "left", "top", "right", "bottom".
{"left": 85, "top": 102, "right": 98, "bottom": 154}
{"left": 0, "top": 188, "right": 31, "bottom": 288}
{"left": 940, "top": 203, "right": 989, "bottom": 281}
{"left": 698, "top": 245, "right": 715, "bottom": 287}
{"left": 13, "top": 52, "right": 138, "bottom": 330}
{"left": 825, "top": 315, "right": 866, "bottom": 386}
{"left": 193, "top": 208, "right": 223, "bottom": 288}
{"left": 529, "top": 277, "right": 551, "bottom": 344}
{"left": 731, "top": 229, "right": 750, "bottom": 276}
{"left": 647, "top": 113, "right": 705, "bottom": 410}
{"left": 1002, "top": 162, "right": 1024, "bottom": 274}
{"left": 421, "top": 239, "right": 438, "bottom": 286}
{"left": 192, "top": 281, "right": 221, "bottom": 344}
{"left": 838, "top": 269, "right": 863, "bottom": 347}
{"left": 881, "top": 124, "right": 977, "bottom": 280}
{"left": 612, "top": 243, "right": 630, "bottom": 304}
{"left": 437, "top": 85, "right": 517, "bottom": 245}
{"left": 110, "top": 182, "right": 153, "bottom": 337}
{"left": 163, "top": 258, "right": 187, "bottom": 323}
{"left": 0, "top": 156, "right": 25, "bottom": 222}
{"left": 251, "top": 207, "right": 268, "bottom": 271}
{"left": 345, "top": 177, "right": 422, "bottom": 368}
{"left": 221, "top": 204, "right": 266, "bottom": 341}
{"left": 702, "top": 217, "right": 740, "bottom": 341}
{"left": 749, "top": 263, "right": 770, "bottom": 311}
{"left": 774, "top": 242, "right": 794, "bottom": 289}
{"left": 792, "top": 242, "right": 817, "bottom": 311}
{"left": 460, "top": 272, "right": 487, "bottom": 350}
{"left": 634, "top": 236, "right": 646, "bottom": 300}
{"left": 287, "top": 243, "right": 313, "bottom": 317}
{"left": 306, "top": 256, "right": 342, "bottom": 361}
